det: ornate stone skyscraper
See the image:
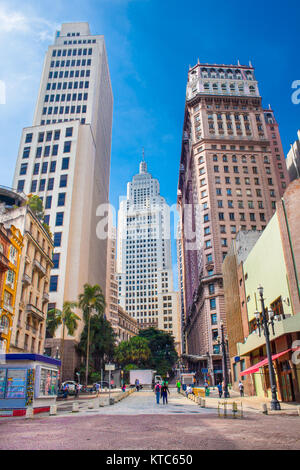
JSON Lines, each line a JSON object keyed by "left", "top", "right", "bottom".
{"left": 177, "top": 62, "right": 289, "bottom": 384}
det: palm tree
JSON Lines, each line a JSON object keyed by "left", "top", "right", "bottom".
{"left": 47, "top": 301, "right": 80, "bottom": 381}
{"left": 78, "top": 284, "right": 106, "bottom": 385}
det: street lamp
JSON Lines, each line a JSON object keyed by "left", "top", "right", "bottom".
{"left": 255, "top": 285, "right": 281, "bottom": 411}
{"left": 217, "top": 321, "right": 230, "bottom": 398}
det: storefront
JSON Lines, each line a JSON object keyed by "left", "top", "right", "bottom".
{"left": 0, "top": 353, "right": 60, "bottom": 417}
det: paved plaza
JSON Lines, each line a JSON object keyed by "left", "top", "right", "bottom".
{"left": 1, "top": 390, "right": 300, "bottom": 450}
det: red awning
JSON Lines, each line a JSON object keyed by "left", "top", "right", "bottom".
{"left": 240, "top": 348, "right": 294, "bottom": 376}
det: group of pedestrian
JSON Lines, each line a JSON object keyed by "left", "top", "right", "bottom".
{"left": 216, "top": 380, "right": 244, "bottom": 398}
{"left": 154, "top": 381, "right": 170, "bottom": 405}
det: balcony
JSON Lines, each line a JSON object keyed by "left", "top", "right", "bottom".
{"left": 0, "top": 252, "right": 9, "bottom": 272}
{"left": 22, "top": 272, "right": 32, "bottom": 285}
{"left": 42, "top": 291, "right": 49, "bottom": 302}
{"left": 26, "top": 304, "right": 45, "bottom": 321}
{"left": 33, "top": 259, "right": 46, "bottom": 276}
{"left": 3, "top": 302, "right": 13, "bottom": 314}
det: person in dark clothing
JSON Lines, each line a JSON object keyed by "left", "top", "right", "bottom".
{"left": 161, "top": 383, "right": 170, "bottom": 405}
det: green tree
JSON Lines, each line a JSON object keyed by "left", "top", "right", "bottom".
{"left": 26, "top": 195, "right": 44, "bottom": 220}
{"left": 47, "top": 301, "right": 80, "bottom": 380}
{"left": 139, "top": 328, "right": 178, "bottom": 376}
{"left": 115, "top": 336, "right": 151, "bottom": 368}
{"left": 78, "top": 284, "right": 106, "bottom": 385}
{"left": 78, "top": 314, "right": 116, "bottom": 377}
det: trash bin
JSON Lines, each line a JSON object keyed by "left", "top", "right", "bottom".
{"left": 205, "top": 388, "right": 210, "bottom": 397}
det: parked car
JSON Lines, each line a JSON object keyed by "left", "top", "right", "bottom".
{"left": 61, "top": 381, "right": 77, "bottom": 395}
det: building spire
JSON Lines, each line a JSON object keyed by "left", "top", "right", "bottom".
{"left": 139, "top": 148, "right": 147, "bottom": 174}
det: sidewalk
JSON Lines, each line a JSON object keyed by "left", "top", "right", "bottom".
{"left": 187, "top": 388, "right": 300, "bottom": 415}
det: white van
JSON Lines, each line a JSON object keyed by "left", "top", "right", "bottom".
{"left": 154, "top": 375, "right": 163, "bottom": 385}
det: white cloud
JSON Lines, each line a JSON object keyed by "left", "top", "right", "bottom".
{"left": 0, "top": 3, "right": 58, "bottom": 41}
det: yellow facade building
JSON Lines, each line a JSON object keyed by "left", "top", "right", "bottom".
{"left": 0, "top": 226, "right": 23, "bottom": 352}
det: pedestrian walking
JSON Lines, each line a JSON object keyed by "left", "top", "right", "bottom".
{"left": 176, "top": 380, "right": 181, "bottom": 393}
{"left": 161, "top": 382, "right": 170, "bottom": 405}
{"left": 63, "top": 383, "right": 69, "bottom": 399}
{"left": 95, "top": 383, "right": 100, "bottom": 397}
{"left": 217, "top": 382, "right": 223, "bottom": 398}
{"left": 75, "top": 383, "right": 80, "bottom": 398}
{"left": 154, "top": 382, "right": 161, "bottom": 404}
{"left": 122, "top": 384, "right": 126, "bottom": 393}
{"left": 238, "top": 380, "right": 244, "bottom": 397}
{"left": 135, "top": 378, "right": 140, "bottom": 392}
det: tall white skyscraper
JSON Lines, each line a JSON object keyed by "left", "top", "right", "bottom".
{"left": 116, "top": 160, "right": 180, "bottom": 351}
{"left": 12, "top": 23, "right": 113, "bottom": 378}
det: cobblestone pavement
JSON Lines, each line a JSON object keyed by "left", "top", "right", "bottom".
{"left": 1, "top": 390, "right": 300, "bottom": 450}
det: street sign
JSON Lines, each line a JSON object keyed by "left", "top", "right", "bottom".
{"left": 201, "top": 368, "right": 208, "bottom": 374}
{"left": 105, "top": 364, "right": 115, "bottom": 371}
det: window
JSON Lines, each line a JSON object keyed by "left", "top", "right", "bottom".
{"left": 209, "top": 283, "right": 215, "bottom": 294}
{"left": 22, "top": 147, "right": 30, "bottom": 159}
{"left": 41, "top": 162, "right": 48, "bottom": 174}
{"left": 211, "top": 313, "right": 218, "bottom": 325}
{"left": 48, "top": 178, "right": 54, "bottom": 191}
{"left": 39, "top": 179, "right": 46, "bottom": 191}
{"left": 19, "top": 164, "right": 28, "bottom": 175}
{"left": 17, "top": 180, "right": 25, "bottom": 191}
{"left": 64, "top": 141, "right": 72, "bottom": 153}
{"left": 54, "top": 232, "right": 62, "bottom": 247}
{"left": 61, "top": 158, "right": 70, "bottom": 170}
{"left": 52, "top": 144, "right": 59, "bottom": 156}
{"left": 55, "top": 212, "right": 64, "bottom": 226}
{"left": 60, "top": 175, "right": 68, "bottom": 188}
{"left": 50, "top": 161, "right": 56, "bottom": 173}
{"left": 25, "top": 133, "right": 33, "bottom": 143}
{"left": 31, "top": 180, "right": 37, "bottom": 192}
{"left": 50, "top": 276, "right": 58, "bottom": 292}
{"left": 52, "top": 253, "right": 60, "bottom": 269}
{"left": 45, "top": 196, "right": 52, "bottom": 209}
{"left": 57, "top": 193, "right": 66, "bottom": 207}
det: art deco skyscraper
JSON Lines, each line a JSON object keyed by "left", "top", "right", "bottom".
{"left": 177, "top": 62, "right": 289, "bottom": 383}
{"left": 12, "top": 23, "right": 113, "bottom": 378}
{"left": 117, "top": 160, "right": 181, "bottom": 352}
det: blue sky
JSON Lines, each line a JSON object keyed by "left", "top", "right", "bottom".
{"left": 0, "top": 0, "right": 299, "bottom": 288}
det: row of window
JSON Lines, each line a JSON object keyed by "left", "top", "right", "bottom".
{"left": 48, "top": 61, "right": 91, "bottom": 78}
{"left": 22, "top": 141, "right": 72, "bottom": 159}
{"left": 45, "top": 92, "right": 88, "bottom": 102}
{"left": 25, "top": 128, "right": 73, "bottom": 144}
{"left": 20, "top": 158, "right": 69, "bottom": 176}
{"left": 42, "top": 105, "right": 87, "bottom": 116}
{"left": 52, "top": 48, "right": 93, "bottom": 58}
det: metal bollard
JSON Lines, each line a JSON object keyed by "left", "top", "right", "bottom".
{"left": 201, "top": 399, "right": 206, "bottom": 408}
{"left": 262, "top": 403, "right": 268, "bottom": 414}
{"left": 72, "top": 402, "right": 79, "bottom": 413}
{"left": 88, "top": 401, "right": 94, "bottom": 409}
{"left": 26, "top": 407, "right": 34, "bottom": 419}
{"left": 50, "top": 404, "right": 57, "bottom": 416}
{"left": 297, "top": 406, "right": 300, "bottom": 417}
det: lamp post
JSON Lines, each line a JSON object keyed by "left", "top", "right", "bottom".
{"left": 218, "top": 321, "right": 230, "bottom": 398}
{"left": 255, "top": 285, "right": 281, "bottom": 411}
